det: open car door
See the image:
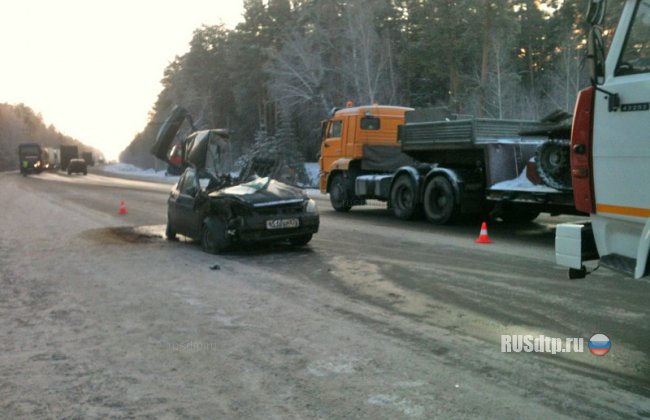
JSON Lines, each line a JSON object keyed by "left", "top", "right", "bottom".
{"left": 150, "top": 106, "right": 188, "bottom": 162}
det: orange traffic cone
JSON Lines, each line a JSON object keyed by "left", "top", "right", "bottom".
{"left": 474, "top": 222, "right": 492, "bottom": 244}
{"left": 118, "top": 200, "right": 128, "bottom": 215}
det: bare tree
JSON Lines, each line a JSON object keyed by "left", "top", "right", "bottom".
{"left": 266, "top": 30, "right": 332, "bottom": 113}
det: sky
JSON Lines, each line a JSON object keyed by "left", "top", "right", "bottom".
{"left": 0, "top": 0, "right": 244, "bottom": 161}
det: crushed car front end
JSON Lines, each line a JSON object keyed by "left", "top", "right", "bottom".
{"left": 226, "top": 197, "right": 319, "bottom": 243}
{"left": 204, "top": 178, "right": 319, "bottom": 245}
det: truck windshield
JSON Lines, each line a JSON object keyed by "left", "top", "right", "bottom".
{"left": 327, "top": 120, "right": 342, "bottom": 138}
{"left": 19, "top": 146, "right": 40, "bottom": 155}
{"left": 616, "top": 1, "right": 650, "bottom": 76}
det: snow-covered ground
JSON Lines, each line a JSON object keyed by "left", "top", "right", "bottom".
{"left": 490, "top": 168, "right": 558, "bottom": 193}
{"left": 303, "top": 162, "right": 320, "bottom": 187}
{"left": 102, "top": 163, "right": 180, "bottom": 183}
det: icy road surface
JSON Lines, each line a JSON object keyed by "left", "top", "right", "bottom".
{"left": 0, "top": 170, "right": 649, "bottom": 418}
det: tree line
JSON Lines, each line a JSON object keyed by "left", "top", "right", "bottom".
{"left": 120, "top": 0, "right": 624, "bottom": 169}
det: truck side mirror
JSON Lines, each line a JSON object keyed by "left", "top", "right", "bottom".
{"left": 587, "top": 27, "right": 606, "bottom": 85}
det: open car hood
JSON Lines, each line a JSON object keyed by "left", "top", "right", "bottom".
{"left": 150, "top": 106, "right": 187, "bottom": 161}
{"left": 209, "top": 176, "right": 307, "bottom": 206}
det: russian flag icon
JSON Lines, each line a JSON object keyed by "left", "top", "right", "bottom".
{"left": 589, "top": 334, "right": 611, "bottom": 356}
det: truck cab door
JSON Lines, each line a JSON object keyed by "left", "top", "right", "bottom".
{"left": 593, "top": 2, "right": 650, "bottom": 222}
{"left": 321, "top": 118, "right": 345, "bottom": 173}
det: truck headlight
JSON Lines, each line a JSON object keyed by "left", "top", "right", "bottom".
{"left": 305, "top": 199, "right": 318, "bottom": 214}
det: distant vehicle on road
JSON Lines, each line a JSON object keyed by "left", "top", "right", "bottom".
{"left": 81, "top": 152, "right": 94, "bottom": 167}
{"left": 151, "top": 106, "right": 320, "bottom": 253}
{"left": 59, "top": 145, "right": 79, "bottom": 171}
{"left": 67, "top": 158, "right": 87, "bottom": 175}
{"left": 18, "top": 143, "right": 43, "bottom": 176}
{"left": 41, "top": 147, "right": 60, "bottom": 170}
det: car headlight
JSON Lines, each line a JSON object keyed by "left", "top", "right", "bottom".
{"left": 305, "top": 199, "right": 318, "bottom": 214}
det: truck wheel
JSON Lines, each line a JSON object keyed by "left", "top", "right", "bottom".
{"left": 201, "top": 217, "right": 229, "bottom": 254}
{"left": 289, "top": 234, "right": 313, "bottom": 246}
{"left": 329, "top": 174, "right": 352, "bottom": 212}
{"left": 390, "top": 175, "right": 420, "bottom": 220}
{"left": 423, "top": 176, "right": 457, "bottom": 224}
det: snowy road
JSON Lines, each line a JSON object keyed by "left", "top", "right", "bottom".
{"left": 1, "top": 170, "right": 649, "bottom": 418}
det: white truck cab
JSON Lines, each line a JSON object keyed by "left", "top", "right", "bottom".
{"left": 556, "top": 0, "right": 650, "bottom": 279}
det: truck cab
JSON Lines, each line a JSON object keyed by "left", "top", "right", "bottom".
{"left": 319, "top": 105, "right": 413, "bottom": 210}
{"left": 18, "top": 143, "right": 43, "bottom": 176}
{"left": 555, "top": 0, "right": 650, "bottom": 279}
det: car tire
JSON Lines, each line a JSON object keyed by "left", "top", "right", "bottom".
{"left": 423, "top": 176, "right": 457, "bottom": 225}
{"left": 201, "top": 216, "right": 229, "bottom": 254}
{"left": 390, "top": 175, "right": 421, "bottom": 220}
{"left": 329, "top": 174, "right": 352, "bottom": 212}
{"left": 83, "top": 170, "right": 87, "bottom": 175}
{"left": 165, "top": 219, "right": 177, "bottom": 241}
{"left": 67, "top": 169, "right": 72, "bottom": 175}
{"left": 289, "top": 234, "right": 313, "bottom": 246}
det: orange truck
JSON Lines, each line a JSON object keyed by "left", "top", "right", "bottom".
{"left": 319, "top": 104, "right": 580, "bottom": 224}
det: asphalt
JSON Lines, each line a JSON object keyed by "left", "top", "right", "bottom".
{"left": 2, "top": 169, "right": 649, "bottom": 418}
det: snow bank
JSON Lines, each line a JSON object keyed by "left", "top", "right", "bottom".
{"left": 304, "top": 162, "right": 320, "bottom": 188}
{"left": 102, "top": 163, "right": 180, "bottom": 182}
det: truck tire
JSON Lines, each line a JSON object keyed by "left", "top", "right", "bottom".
{"left": 390, "top": 175, "right": 420, "bottom": 220}
{"left": 423, "top": 176, "right": 457, "bottom": 224}
{"left": 329, "top": 174, "right": 352, "bottom": 212}
{"left": 201, "top": 217, "right": 229, "bottom": 254}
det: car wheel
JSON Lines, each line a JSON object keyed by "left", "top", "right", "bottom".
{"left": 289, "top": 234, "right": 312, "bottom": 246}
{"left": 83, "top": 170, "right": 87, "bottom": 175}
{"left": 165, "top": 219, "right": 177, "bottom": 241}
{"left": 67, "top": 169, "right": 72, "bottom": 175}
{"left": 201, "top": 216, "right": 229, "bottom": 254}
{"left": 329, "top": 174, "right": 352, "bottom": 212}
{"left": 390, "top": 175, "right": 421, "bottom": 220}
{"left": 423, "top": 176, "right": 457, "bottom": 225}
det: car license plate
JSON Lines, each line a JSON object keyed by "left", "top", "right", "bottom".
{"left": 266, "top": 218, "right": 300, "bottom": 230}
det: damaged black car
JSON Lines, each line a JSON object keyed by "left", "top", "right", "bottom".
{"left": 151, "top": 106, "right": 319, "bottom": 254}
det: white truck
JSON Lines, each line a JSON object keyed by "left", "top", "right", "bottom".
{"left": 555, "top": 0, "right": 650, "bottom": 279}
